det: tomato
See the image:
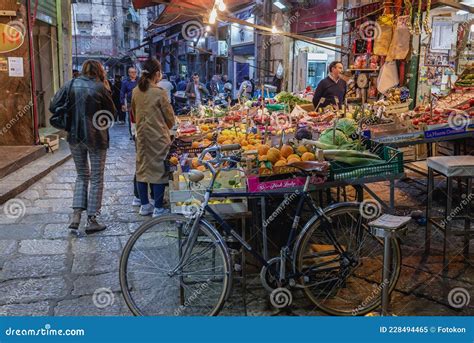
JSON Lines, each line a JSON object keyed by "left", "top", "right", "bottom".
{"left": 412, "top": 119, "right": 419, "bottom": 125}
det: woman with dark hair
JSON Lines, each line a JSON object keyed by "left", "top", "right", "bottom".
{"left": 132, "top": 58, "right": 175, "bottom": 217}
{"left": 50, "top": 59, "right": 115, "bottom": 233}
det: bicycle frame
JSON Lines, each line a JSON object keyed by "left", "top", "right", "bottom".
{"left": 174, "top": 172, "right": 349, "bottom": 284}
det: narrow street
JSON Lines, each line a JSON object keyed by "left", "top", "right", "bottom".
{"left": 0, "top": 126, "right": 471, "bottom": 316}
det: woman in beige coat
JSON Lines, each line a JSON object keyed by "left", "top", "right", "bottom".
{"left": 131, "top": 58, "right": 175, "bottom": 217}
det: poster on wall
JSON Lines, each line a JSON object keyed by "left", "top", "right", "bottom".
{"left": 8, "top": 57, "right": 24, "bottom": 77}
{"left": 0, "top": 57, "right": 7, "bottom": 72}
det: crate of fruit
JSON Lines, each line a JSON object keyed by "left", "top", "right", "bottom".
{"left": 168, "top": 182, "right": 247, "bottom": 216}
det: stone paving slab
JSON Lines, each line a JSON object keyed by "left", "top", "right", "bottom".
{"left": 0, "top": 255, "right": 68, "bottom": 280}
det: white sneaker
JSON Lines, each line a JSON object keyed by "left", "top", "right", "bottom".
{"left": 132, "top": 197, "right": 141, "bottom": 206}
{"left": 139, "top": 203, "right": 154, "bottom": 216}
{"left": 152, "top": 208, "right": 170, "bottom": 218}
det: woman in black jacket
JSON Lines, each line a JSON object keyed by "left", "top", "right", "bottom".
{"left": 50, "top": 60, "right": 115, "bottom": 234}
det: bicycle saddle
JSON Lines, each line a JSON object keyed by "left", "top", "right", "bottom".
{"left": 287, "top": 161, "right": 330, "bottom": 176}
{"left": 188, "top": 169, "right": 205, "bottom": 182}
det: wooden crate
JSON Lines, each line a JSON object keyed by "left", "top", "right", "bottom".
{"left": 399, "top": 146, "right": 416, "bottom": 162}
{"left": 40, "top": 134, "right": 59, "bottom": 153}
{"left": 168, "top": 182, "right": 248, "bottom": 216}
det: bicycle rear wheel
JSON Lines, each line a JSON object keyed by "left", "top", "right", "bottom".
{"left": 295, "top": 203, "right": 401, "bottom": 316}
{"left": 120, "top": 214, "right": 231, "bottom": 316}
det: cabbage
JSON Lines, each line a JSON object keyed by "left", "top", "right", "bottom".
{"left": 319, "top": 129, "right": 351, "bottom": 146}
{"left": 336, "top": 118, "right": 357, "bottom": 137}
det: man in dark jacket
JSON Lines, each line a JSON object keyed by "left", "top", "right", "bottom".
{"left": 312, "top": 61, "right": 347, "bottom": 110}
{"left": 185, "top": 73, "right": 209, "bottom": 107}
{"left": 50, "top": 60, "right": 115, "bottom": 233}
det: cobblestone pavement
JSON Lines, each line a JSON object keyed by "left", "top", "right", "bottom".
{"left": 0, "top": 126, "right": 472, "bottom": 316}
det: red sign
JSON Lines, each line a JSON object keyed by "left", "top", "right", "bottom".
{"left": 0, "top": 23, "right": 25, "bottom": 53}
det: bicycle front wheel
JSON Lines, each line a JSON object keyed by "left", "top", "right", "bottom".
{"left": 296, "top": 203, "right": 401, "bottom": 316}
{"left": 120, "top": 214, "right": 231, "bottom": 316}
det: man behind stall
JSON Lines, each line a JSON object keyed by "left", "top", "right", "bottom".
{"left": 312, "top": 61, "right": 347, "bottom": 109}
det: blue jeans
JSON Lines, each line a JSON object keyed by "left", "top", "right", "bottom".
{"left": 137, "top": 182, "right": 165, "bottom": 208}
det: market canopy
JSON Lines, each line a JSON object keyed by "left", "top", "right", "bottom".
{"left": 133, "top": 0, "right": 254, "bottom": 27}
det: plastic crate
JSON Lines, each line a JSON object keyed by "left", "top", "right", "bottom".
{"left": 329, "top": 146, "right": 404, "bottom": 181}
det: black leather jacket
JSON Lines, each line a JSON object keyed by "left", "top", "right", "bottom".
{"left": 49, "top": 76, "right": 115, "bottom": 149}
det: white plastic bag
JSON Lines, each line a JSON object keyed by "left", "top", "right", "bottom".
{"left": 377, "top": 61, "right": 399, "bottom": 94}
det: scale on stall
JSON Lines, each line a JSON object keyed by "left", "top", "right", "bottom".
{"left": 356, "top": 72, "right": 370, "bottom": 106}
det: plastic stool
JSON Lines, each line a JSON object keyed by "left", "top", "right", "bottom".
{"left": 425, "top": 156, "right": 474, "bottom": 268}
{"left": 369, "top": 214, "right": 411, "bottom": 316}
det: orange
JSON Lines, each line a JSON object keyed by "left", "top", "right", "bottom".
{"left": 191, "top": 158, "right": 200, "bottom": 169}
{"left": 287, "top": 157, "right": 300, "bottom": 165}
{"left": 217, "top": 136, "right": 226, "bottom": 144}
{"left": 257, "top": 144, "right": 270, "bottom": 156}
{"left": 274, "top": 160, "right": 286, "bottom": 167}
{"left": 169, "top": 156, "right": 179, "bottom": 165}
{"left": 192, "top": 141, "right": 200, "bottom": 148}
{"left": 280, "top": 144, "right": 293, "bottom": 158}
{"left": 196, "top": 165, "right": 206, "bottom": 172}
{"left": 301, "top": 152, "right": 316, "bottom": 162}
{"left": 297, "top": 145, "right": 308, "bottom": 154}
{"left": 287, "top": 154, "right": 301, "bottom": 161}
{"left": 258, "top": 154, "right": 268, "bottom": 162}
{"left": 267, "top": 147, "right": 281, "bottom": 163}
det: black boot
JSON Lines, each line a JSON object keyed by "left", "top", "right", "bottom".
{"left": 69, "top": 209, "right": 82, "bottom": 230}
{"left": 85, "top": 216, "right": 106, "bottom": 234}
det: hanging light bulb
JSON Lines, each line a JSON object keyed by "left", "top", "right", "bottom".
{"left": 209, "top": 8, "right": 217, "bottom": 24}
{"left": 271, "top": 26, "right": 278, "bottom": 34}
{"left": 206, "top": 25, "right": 211, "bottom": 32}
{"left": 218, "top": 0, "right": 226, "bottom": 11}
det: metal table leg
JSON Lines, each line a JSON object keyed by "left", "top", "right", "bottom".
{"left": 261, "top": 197, "right": 268, "bottom": 260}
{"left": 464, "top": 177, "right": 472, "bottom": 259}
{"left": 425, "top": 168, "right": 433, "bottom": 254}
{"left": 381, "top": 234, "right": 392, "bottom": 316}
{"left": 444, "top": 177, "right": 453, "bottom": 271}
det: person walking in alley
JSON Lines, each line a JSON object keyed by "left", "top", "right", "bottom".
{"left": 185, "top": 72, "right": 209, "bottom": 107}
{"left": 112, "top": 75, "right": 125, "bottom": 124}
{"left": 132, "top": 58, "right": 175, "bottom": 217}
{"left": 158, "top": 74, "right": 175, "bottom": 103}
{"left": 120, "top": 67, "right": 138, "bottom": 137}
{"left": 50, "top": 60, "right": 115, "bottom": 233}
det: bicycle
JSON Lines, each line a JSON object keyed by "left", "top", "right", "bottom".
{"left": 120, "top": 144, "right": 401, "bottom": 316}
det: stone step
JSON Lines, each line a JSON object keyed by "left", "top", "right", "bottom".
{"left": 0, "top": 140, "right": 71, "bottom": 205}
{"left": 0, "top": 145, "right": 46, "bottom": 179}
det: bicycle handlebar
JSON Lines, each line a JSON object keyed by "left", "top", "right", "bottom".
{"left": 221, "top": 144, "right": 241, "bottom": 152}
